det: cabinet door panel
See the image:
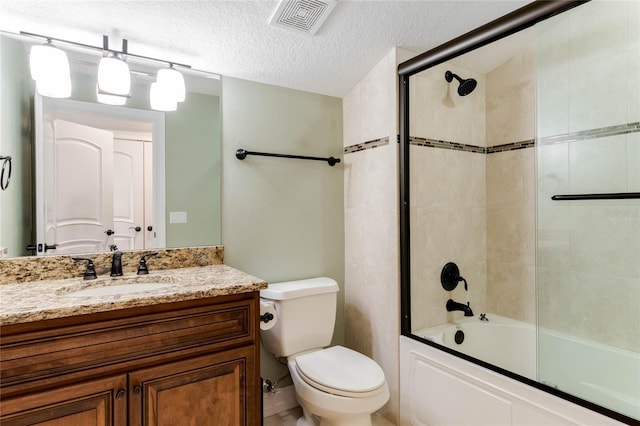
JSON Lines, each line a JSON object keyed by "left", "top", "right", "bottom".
{"left": 0, "top": 375, "right": 127, "bottom": 426}
{"left": 130, "top": 346, "right": 257, "bottom": 426}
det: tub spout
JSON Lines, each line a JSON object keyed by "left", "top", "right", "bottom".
{"left": 446, "top": 299, "right": 474, "bottom": 317}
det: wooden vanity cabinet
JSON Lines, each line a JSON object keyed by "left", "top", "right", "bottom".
{"left": 0, "top": 375, "right": 128, "bottom": 426}
{"left": 0, "top": 292, "right": 260, "bottom": 426}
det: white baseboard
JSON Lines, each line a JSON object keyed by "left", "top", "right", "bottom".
{"left": 263, "top": 385, "right": 299, "bottom": 418}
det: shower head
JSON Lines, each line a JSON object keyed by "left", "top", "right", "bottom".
{"left": 445, "top": 70, "right": 477, "bottom": 96}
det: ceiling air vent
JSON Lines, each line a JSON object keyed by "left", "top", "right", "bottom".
{"left": 269, "top": 0, "right": 337, "bottom": 36}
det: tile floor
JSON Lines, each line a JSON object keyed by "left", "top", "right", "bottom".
{"left": 263, "top": 407, "right": 395, "bottom": 426}
{"left": 263, "top": 407, "right": 302, "bottom": 426}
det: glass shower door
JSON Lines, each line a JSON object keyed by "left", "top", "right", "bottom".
{"left": 535, "top": 0, "right": 640, "bottom": 420}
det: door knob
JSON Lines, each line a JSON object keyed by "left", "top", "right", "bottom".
{"left": 147, "top": 226, "right": 153, "bottom": 231}
{"left": 104, "top": 229, "right": 115, "bottom": 236}
{"left": 129, "top": 226, "right": 142, "bottom": 232}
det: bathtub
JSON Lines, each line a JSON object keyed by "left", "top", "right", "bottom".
{"left": 414, "top": 314, "right": 536, "bottom": 380}
{"left": 405, "top": 314, "right": 638, "bottom": 424}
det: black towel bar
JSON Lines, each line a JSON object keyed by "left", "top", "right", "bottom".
{"left": 551, "top": 192, "right": 640, "bottom": 200}
{"left": 235, "top": 149, "right": 340, "bottom": 167}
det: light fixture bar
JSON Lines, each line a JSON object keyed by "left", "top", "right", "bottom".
{"left": 19, "top": 31, "right": 192, "bottom": 70}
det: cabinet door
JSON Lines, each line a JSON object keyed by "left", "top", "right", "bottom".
{"left": 0, "top": 375, "right": 127, "bottom": 426}
{"left": 129, "top": 346, "right": 258, "bottom": 426}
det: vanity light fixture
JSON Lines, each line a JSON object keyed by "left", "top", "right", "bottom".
{"left": 21, "top": 31, "right": 193, "bottom": 110}
{"left": 97, "top": 36, "right": 131, "bottom": 104}
{"left": 97, "top": 54, "right": 130, "bottom": 96}
{"left": 28, "top": 40, "right": 71, "bottom": 98}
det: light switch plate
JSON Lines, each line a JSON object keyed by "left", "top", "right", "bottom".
{"left": 169, "top": 211, "right": 187, "bottom": 224}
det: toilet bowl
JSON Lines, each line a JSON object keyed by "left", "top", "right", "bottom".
{"left": 288, "top": 346, "right": 390, "bottom": 426}
{"left": 260, "top": 278, "right": 390, "bottom": 426}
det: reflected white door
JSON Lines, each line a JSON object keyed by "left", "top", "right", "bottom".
{"left": 48, "top": 120, "right": 114, "bottom": 254}
{"left": 143, "top": 141, "right": 156, "bottom": 249}
{"left": 113, "top": 139, "right": 144, "bottom": 250}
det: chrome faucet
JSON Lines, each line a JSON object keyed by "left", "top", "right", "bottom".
{"left": 446, "top": 299, "right": 474, "bottom": 317}
{"left": 110, "top": 251, "right": 123, "bottom": 277}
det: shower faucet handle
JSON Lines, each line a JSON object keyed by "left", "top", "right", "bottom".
{"left": 441, "top": 262, "right": 468, "bottom": 291}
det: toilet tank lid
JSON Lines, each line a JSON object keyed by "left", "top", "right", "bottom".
{"left": 260, "top": 277, "right": 339, "bottom": 300}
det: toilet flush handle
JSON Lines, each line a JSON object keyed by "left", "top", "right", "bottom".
{"left": 260, "top": 312, "right": 274, "bottom": 323}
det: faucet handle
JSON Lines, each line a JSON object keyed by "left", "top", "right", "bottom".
{"left": 137, "top": 252, "right": 159, "bottom": 275}
{"left": 72, "top": 257, "right": 98, "bottom": 280}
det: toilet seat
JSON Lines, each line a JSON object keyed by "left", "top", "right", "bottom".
{"left": 294, "top": 346, "right": 386, "bottom": 398}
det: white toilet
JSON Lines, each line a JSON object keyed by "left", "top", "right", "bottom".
{"left": 260, "top": 277, "right": 390, "bottom": 426}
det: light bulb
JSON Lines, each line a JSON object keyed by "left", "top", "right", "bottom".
{"left": 29, "top": 42, "right": 71, "bottom": 98}
{"left": 29, "top": 42, "right": 70, "bottom": 81}
{"left": 157, "top": 67, "right": 185, "bottom": 102}
{"left": 150, "top": 82, "right": 177, "bottom": 111}
{"left": 98, "top": 55, "right": 131, "bottom": 96}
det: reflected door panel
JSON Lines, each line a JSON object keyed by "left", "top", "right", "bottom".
{"left": 48, "top": 119, "right": 114, "bottom": 254}
{"left": 143, "top": 142, "right": 155, "bottom": 249}
{"left": 113, "top": 139, "right": 144, "bottom": 250}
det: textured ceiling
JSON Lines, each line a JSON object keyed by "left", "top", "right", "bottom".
{"left": 0, "top": 0, "right": 531, "bottom": 98}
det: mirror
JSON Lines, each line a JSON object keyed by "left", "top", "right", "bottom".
{"left": 0, "top": 32, "right": 222, "bottom": 258}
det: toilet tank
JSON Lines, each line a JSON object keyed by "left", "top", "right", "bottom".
{"left": 260, "top": 277, "right": 339, "bottom": 357}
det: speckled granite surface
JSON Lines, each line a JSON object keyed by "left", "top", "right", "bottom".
{"left": 0, "top": 246, "right": 224, "bottom": 285}
{"left": 0, "top": 264, "right": 267, "bottom": 326}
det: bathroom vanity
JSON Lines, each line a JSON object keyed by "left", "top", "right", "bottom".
{"left": 0, "top": 251, "right": 267, "bottom": 426}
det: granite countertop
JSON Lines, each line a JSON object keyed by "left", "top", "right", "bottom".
{"left": 0, "top": 265, "right": 268, "bottom": 326}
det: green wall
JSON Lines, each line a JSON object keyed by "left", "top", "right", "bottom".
{"left": 165, "top": 92, "right": 221, "bottom": 246}
{"left": 0, "top": 37, "right": 33, "bottom": 257}
{"left": 220, "top": 76, "right": 344, "bottom": 382}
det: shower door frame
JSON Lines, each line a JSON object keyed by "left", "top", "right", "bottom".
{"left": 397, "top": 0, "right": 635, "bottom": 424}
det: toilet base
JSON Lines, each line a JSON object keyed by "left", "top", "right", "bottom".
{"left": 295, "top": 397, "right": 374, "bottom": 426}
{"left": 296, "top": 413, "right": 372, "bottom": 426}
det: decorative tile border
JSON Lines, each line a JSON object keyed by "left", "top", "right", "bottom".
{"left": 539, "top": 122, "right": 640, "bottom": 145}
{"left": 408, "top": 121, "right": 639, "bottom": 154}
{"left": 410, "top": 137, "right": 486, "bottom": 153}
{"left": 486, "top": 139, "right": 535, "bottom": 153}
{"left": 343, "top": 122, "right": 638, "bottom": 155}
{"left": 343, "top": 137, "right": 389, "bottom": 154}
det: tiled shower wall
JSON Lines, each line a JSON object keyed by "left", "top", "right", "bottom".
{"left": 409, "top": 48, "right": 536, "bottom": 330}
{"left": 409, "top": 62, "right": 488, "bottom": 330}
{"left": 485, "top": 48, "right": 536, "bottom": 323}
{"left": 343, "top": 47, "right": 415, "bottom": 424}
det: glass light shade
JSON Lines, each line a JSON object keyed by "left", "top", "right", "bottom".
{"left": 96, "top": 84, "right": 127, "bottom": 105}
{"left": 97, "top": 56, "right": 131, "bottom": 96}
{"left": 36, "top": 74, "right": 72, "bottom": 98}
{"left": 157, "top": 67, "right": 185, "bottom": 102}
{"left": 29, "top": 43, "right": 70, "bottom": 81}
{"left": 150, "top": 82, "right": 177, "bottom": 111}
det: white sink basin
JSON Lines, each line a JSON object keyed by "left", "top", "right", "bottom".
{"left": 62, "top": 282, "right": 172, "bottom": 297}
